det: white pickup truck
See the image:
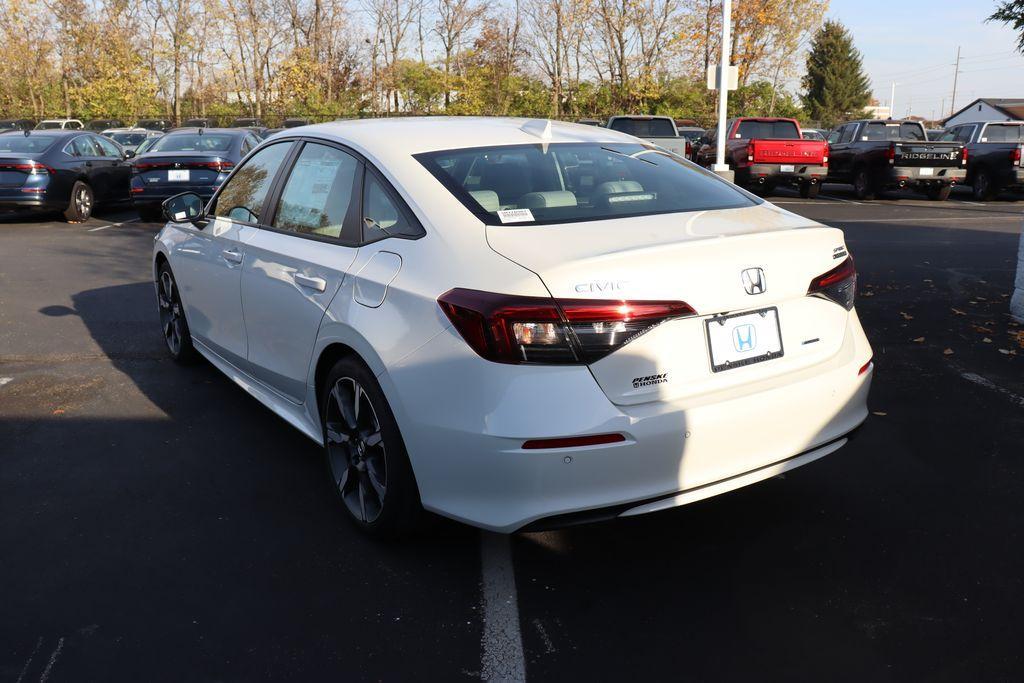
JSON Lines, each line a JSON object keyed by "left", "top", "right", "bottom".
{"left": 606, "top": 115, "right": 692, "bottom": 159}
{"left": 602, "top": 117, "right": 692, "bottom": 161}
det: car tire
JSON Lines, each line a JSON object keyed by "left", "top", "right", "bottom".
{"left": 971, "top": 170, "right": 995, "bottom": 201}
{"left": 799, "top": 182, "right": 820, "bottom": 199}
{"left": 853, "top": 169, "right": 875, "bottom": 200}
{"left": 927, "top": 185, "right": 952, "bottom": 201}
{"left": 156, "top": 261, "right": 199, "bottom": 364}
{"left": 64, "top": 181, "right": 94, "bottom": 222}
{"left": 321, "top": 356, "right": 422, "bottom": 537}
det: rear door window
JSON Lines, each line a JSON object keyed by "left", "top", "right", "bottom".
{"left": 271, "top": 142, "right": 360, "bottom": 241}
{"left": 210, "top": 142, "right": 293, "bottom": 224}
{"left": 69, "top": 136, "right": 99, "bottom": 157}
{"left": 362, "top": 171, "right": 424, "bottom": 242}
{"left": 607, "top": 118, "right": 676, "bottom": 137}
{"left": 862, "top": 122, "right": 925, "bottom": 141}
{"left": 93, "top": 135, "right": 122, "bottom": 157}
{"left": 981, "top": 124, "right": 1024, "bottom": 142}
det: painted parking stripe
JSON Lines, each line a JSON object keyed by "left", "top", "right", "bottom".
{"left": 820, "top": 195, "right": 862, "bottom": 205}
{"left": 0, "top": 377, "right": 12, "bottom": 387}
{"left": 88, "top": 218, "right": 139, "bottom": 232}
{"left": 961, "top": 372, "right": 1024, "bottom": 408}
{"left": 480, "top": 532, "right": 527, "bottom": 682}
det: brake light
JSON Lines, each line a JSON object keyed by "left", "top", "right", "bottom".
{"left": 822, "top": 143, "right": 829, "bottom": 167}
{"left": 0, "top": 161, "right": 52, "bottom": 174}
{"left": 201, "top": 160, "right": 234, "bottom": 173}
{"left": 887, "top": 143, "right": 896, "bottom": 164}
{"left": 961, "top": 146, "right": 968, "bottom": 166}
{"left": 522, "top": 433, "right": 625, "bottom": 450}
{"left": 858, "top": 358, "right": 873, "bottom": 376}
{"left": 1013, "top": 145, "right": 1022, "bottom": 166}
{"left": 747, "top": 140, "right": 755, "bottom": 165}
{"left": 438, "top": 288, "right": 696, "bottom": 364}
{"left": 808, "top": 256, "right": 856, "bottom": 310}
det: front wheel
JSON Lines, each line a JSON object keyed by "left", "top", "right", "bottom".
{"left": 799, "top": 182, "right": 820, "bottom": 199}
{"left": 927, "top": 184, "right": 952, "bottom": 201}
{"left": 971, "top": 170, "right": 996, "bottom": 201}
{"left": 321, "top": 357, "right": 422, "bottom": 537}
{"left": 64, "top": 181, "right": 93, "bottom": 222}
{"left": 156, "top": 261, "right": 198, "bottom": 363}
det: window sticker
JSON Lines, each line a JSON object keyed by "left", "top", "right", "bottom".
{"left": 497, "top": 208, "right": 534, "bottom": 224}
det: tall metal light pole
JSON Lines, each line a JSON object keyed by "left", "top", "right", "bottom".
{"left": 950, "top": 46, "right": 961, "bottom": 117}
{"left": 713, "top": 0, "right": 733, "bottom": 178}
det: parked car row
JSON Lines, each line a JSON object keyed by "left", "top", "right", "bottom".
{"left": 0, "top": 127, "right": 261, "bottom": 222}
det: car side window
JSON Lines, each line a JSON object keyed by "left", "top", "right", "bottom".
{"left": 93, "top": 135, "right": 121, "bottom": 157}
{"left": 71, "top": 136, "right": 98, "bottom": 157}
{"left": 827, "top": 126, "right": 843, "bottom": 145}
{"left": 210, "top": 142, "right": 292, "bottom": 224}
{"left": 362, "top": 170, "right": 424, "bottom": 242}
{"left": 840, "top": 124, "right": 857, "bottom": 144}
{"left": 271, "top": 143, "right": 360, "bottom": 241}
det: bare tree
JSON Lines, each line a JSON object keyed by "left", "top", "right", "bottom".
{"left": 434, "top": 0, "right": 485, "bottom": 108}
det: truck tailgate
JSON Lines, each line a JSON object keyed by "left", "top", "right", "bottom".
{"left": 751, "top": 139, "right": 827, "bottom": 165}
{"left": 893, "top": 142, "right": 964, "bottom": 168}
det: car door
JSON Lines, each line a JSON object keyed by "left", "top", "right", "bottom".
{"left": 90, "top": 134, "right": 129, "bottom": 201}
{"left": 240, "top": 140, "right": 363, "bottom": 402}
{"left": 67, "top": 135, "right": 106, "bottom": 197}
{"left": 171, "top": 140, "right": 295, "bottom": 371}
{"left": 828, "top": 124, "right": 857, "bottom": 180}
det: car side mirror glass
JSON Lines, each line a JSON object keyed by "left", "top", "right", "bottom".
{"left": 162, "top": 192, "right": 205, "bottom": 225}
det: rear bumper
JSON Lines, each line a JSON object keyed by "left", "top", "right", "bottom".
{"left": 131, "top": 187, "right": 216, "bottom": 209}
{"left": 384, "top": 309, "right": 873, "bottom": 532}
{"left": 886, "top": 166, "right": 966, "bottom": 187}
{"left": 0, "top": 189, "right": 62, "bottom": 211}
{"left": 743, "top": 164, "right": 828, "bottom": 185}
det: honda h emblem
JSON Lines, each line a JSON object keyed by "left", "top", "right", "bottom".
{"left": 741, "top": 267, "right": 766, "bottom": 295}
{"left": 733, "top": 324, "right": 756, "bottom": 352}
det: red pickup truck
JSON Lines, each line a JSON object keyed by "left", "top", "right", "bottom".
{"left": 695, "top": 117, "right": 829, "bottom": 198}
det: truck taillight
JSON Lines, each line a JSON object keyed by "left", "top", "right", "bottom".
{"left": 1013, "top": 145, "right": 1022, "bottom": 166}
{"left": 823, "top": 143, "right": 829, "bottom": 167}
{"left": 961, "top": 146, "right": 968, "bottom": 166}
{"left": 887, "top": 143, "right": 896, "bottom": 164}
{"left": 438, "top": 289, "right": 695, "bottom": 365}
{"left": 808, "top": 257, "right": 856, "bottom": 311}
{"left": 746, "top": 140, "right": 755, "bottom": 165}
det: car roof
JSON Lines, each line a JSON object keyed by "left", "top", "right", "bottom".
{"left": 164, "top": 127, "right": 245, "bottom": 135}
{"left": 103, "top": 127, "right": 154, "bottom": 133}
{"left": 289, "top": 117, "right": 639, "bottom": 156}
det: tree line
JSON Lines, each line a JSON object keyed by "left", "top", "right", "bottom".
{"left": 0, "top": 0, "right": 861, "bottom": 126}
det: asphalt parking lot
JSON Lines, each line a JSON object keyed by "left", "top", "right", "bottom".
{"left": 2, "top": 187, "right": 1023, "bottom": 681}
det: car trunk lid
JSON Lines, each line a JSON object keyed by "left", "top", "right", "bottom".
{"left": 486, "top": 204, "right": 853, "bottom": 405}
{"left": 749, "top": 139, "right": 828, "bottom": 165}
{"left": 133, "top": 152, "right": 232, "bottom": 187}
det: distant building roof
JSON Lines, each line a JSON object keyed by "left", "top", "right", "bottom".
{"left": 944, "top": 98, "right": 1024, "bottom": 124}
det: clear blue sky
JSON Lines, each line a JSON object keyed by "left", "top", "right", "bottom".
{"left": 825, "top": 0, "right": 1024, "bottom": 119}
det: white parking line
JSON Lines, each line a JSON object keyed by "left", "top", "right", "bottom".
{"left": 821, "top": 195, "right": 862, "bottom": 205}
{"left": 14, "top": 636, "right": 42, "bottom": 683}
{"left": 0, "top": 377, "right": 12, "bottom": 387}
{"left": 961, "top": 372, "right": 1024, "bottom": 408}
{"left": 952, "top": 200, "right": 985, "bottom": 206}
{"left": 480, "top": 532, "right": 527, "bottom": 682}
{"left": 834, "top": 215, "right": 1021, "bottom": 223}
{"left": 87, "top": 218, "right": 139, "bottom": 232}
{"left": 38, "top": 637, "right": 64, "bottom": 683}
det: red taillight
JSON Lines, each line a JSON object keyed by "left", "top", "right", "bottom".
{"left": 822, "top": 143, "right": 829, "bottom": 167}
{"left": 522, "top": 433, "right": 626, "bottom": 450}
{"left": 747, "top": 140, "right": 755, "bottom": 165}
{"left": 858, "top": 358, "right": 873, "bottom": 376}
{"left": 437, "top": 288, "right": 696, "bottom": 364}
{"left": 685, "top": 139, "right": 692, "bottom": 158}
{"left": 200, "top": 160, "right": 234, "bottom": 173}
{"left": 1012, "top": 145, "right": 1022, "bottom": 166}
{"left": 886, "top": 143, "right": 896, "bottom": 164}
{"left": 961, "top": 146, "right": 968, "bottom": 166}
{"left": 0, "top": 161, "right": 52, "bottom": 174}
{"left": 808, "top": 256, "right": 856, "bottom": 310}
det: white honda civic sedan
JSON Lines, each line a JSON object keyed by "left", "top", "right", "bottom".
{"left": 153, "top": 117, "right": 873, "bottom": 534}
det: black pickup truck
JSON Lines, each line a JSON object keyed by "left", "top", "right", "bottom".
{"left": 826, "top": 119, "right": 966, "bottom": 200}
{"left": 937, "top": 121, "right": 1024, "bottom": 200}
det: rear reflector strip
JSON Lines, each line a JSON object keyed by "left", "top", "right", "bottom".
{"left": 522, "top": 433, "right": 626, "bottom": 450}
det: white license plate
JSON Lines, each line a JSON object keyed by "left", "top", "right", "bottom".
{"left": 919, "top": 167, "right": 933, "bottom": 176}
{"left": 168, "top": 169, "right": 190, "bottom": 181}
{"left": 706, "top": 307, "right": 784, "bottom": 372}
{"left": 780, "top": 164, "right": 795, "bottom": 172}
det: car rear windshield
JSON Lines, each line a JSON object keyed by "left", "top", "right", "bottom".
{"left": 981, "top": 124, "right": 1024, "bottom": 142}
{"left": 607, "top": 118, "right": 676, "bottom": 137}
{"left": 110, "top": 133, "right": 148, "bottom": 146}
{"left": 861, "top": 122, "right": 925, "bottom": 141}
{"left": 0, "top": 134, "right": 56, "bottom": 153}
{"left": 150, "top": 134, "right": 233, "bottom": 153}
{"left": 735, "top": 120, "right": 800, "bottom": 139}
{"left": 36, "top": 122, "right": 64, "bottom": 130}
{"left": 415, "top": 142, "right": 756, "bottom": 226}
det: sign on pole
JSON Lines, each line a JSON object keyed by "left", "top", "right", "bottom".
{"left": 706, "top": 64, "right": 738, "bottom": 91}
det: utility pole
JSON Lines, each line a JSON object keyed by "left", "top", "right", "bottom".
{"left": 950, "top": 46, "right": 961, "bottom": 117}
{"left": 713, "top": 0, "right": 733, "bottom": 180}
{"left": 890, "top": 82, "right": 897, "bottom": 119}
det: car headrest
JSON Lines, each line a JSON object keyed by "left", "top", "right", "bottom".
{"left": 516, "top": 191, "right": 578, "bottom": 209}
{"left": 594, "top": 180, "right": 644, "bottom": 196}
{"left": 469, "top": 190, "right": 500, "bottom": 213}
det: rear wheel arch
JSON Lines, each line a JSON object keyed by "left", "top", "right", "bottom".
{"left": 314, "top": 343, "right": 362, "bottom": 418}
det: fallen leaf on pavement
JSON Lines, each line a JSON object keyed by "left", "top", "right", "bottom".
{"left": 999, "top": 349, "right": 1010, "bottom": 355}
{"left": 951, "top": 308, "right": 966, "bottom": 315}
{"left": 943, "top": 348, "right": 954, "bottom": 355}
{"left": 861, "top": 291, "right": 875, "bottom": 297}
{"left": 872, "top": 411, "right": 887, "bottom": 416}
{"left": 983, "top": 337, "right": 992, "bottom": 343}
{"left": 900, "top": 311, "right": 914, "bottom": 320}
{"left": 912, "top": 337, "right": 925, "bottom": 343}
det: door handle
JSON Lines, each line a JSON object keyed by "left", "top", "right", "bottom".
{"left": 222, "top": 249, "right": 243, "bottom": 264}
{"left": 293, "top": 273, "right": 327, "bottom": 292}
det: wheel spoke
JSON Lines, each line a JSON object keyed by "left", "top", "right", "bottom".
{"left": 366, "top": 463, "right": 386, "bottom": 500}
{"left": 337, "top": 466, "right": 349, "bottom": 493}
{"left": 364, "top": 430, "right": 382, "bottom": 448}
{"left": 326, "top": 422, "right": 350, "bottom": 445}
{"left": 353, "top": 383, "right": 363, "bottom": 424}
{"left": 357, "top": 478, "right": 368, "bottom": 521}
{"left": 332, "top": 381, "right": 357, "bottom": 429}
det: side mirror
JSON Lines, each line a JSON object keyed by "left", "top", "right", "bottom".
{"left": 123, "top": 149, "right": 135, "bottom": 159}
{"left": 162, "top": 192, "right": 205, "bottom": 225}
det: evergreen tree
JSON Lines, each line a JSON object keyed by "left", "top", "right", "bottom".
{"left": 801, "top": 21, "right": 871, "bottom": 127}
{"left": 988, "top": 1, "right": 1024, "bottom": 53}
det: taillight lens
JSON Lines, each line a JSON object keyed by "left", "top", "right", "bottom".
{"left": 808, "top": 256, "right": 856, "bottom": 310}
{"left": 438, "top": 288, "right": 695, "bottom": 364}
{"left": 887, "top": 143, "right": 896, "bottom": 164}
{"left": 1012, "top": 145, "right": 1022, "bottom": 166}
{"left": 961, "top": 146, "right": 968, "bottom": 166}
{"left": 0, "top": 161, "right": 52, "bottom": 175}
{"left": 746, "top": 140, "right": 755, "bottom": 164}
{"left": 822, "top": 143, "right": 829, "bottom": 167}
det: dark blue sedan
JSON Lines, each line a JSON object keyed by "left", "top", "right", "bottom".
{"left": 130, "top": 128, "right": 261, "bottom": 221}
{"left": 0, "top": 130, "right": 132, "bottom": 222}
